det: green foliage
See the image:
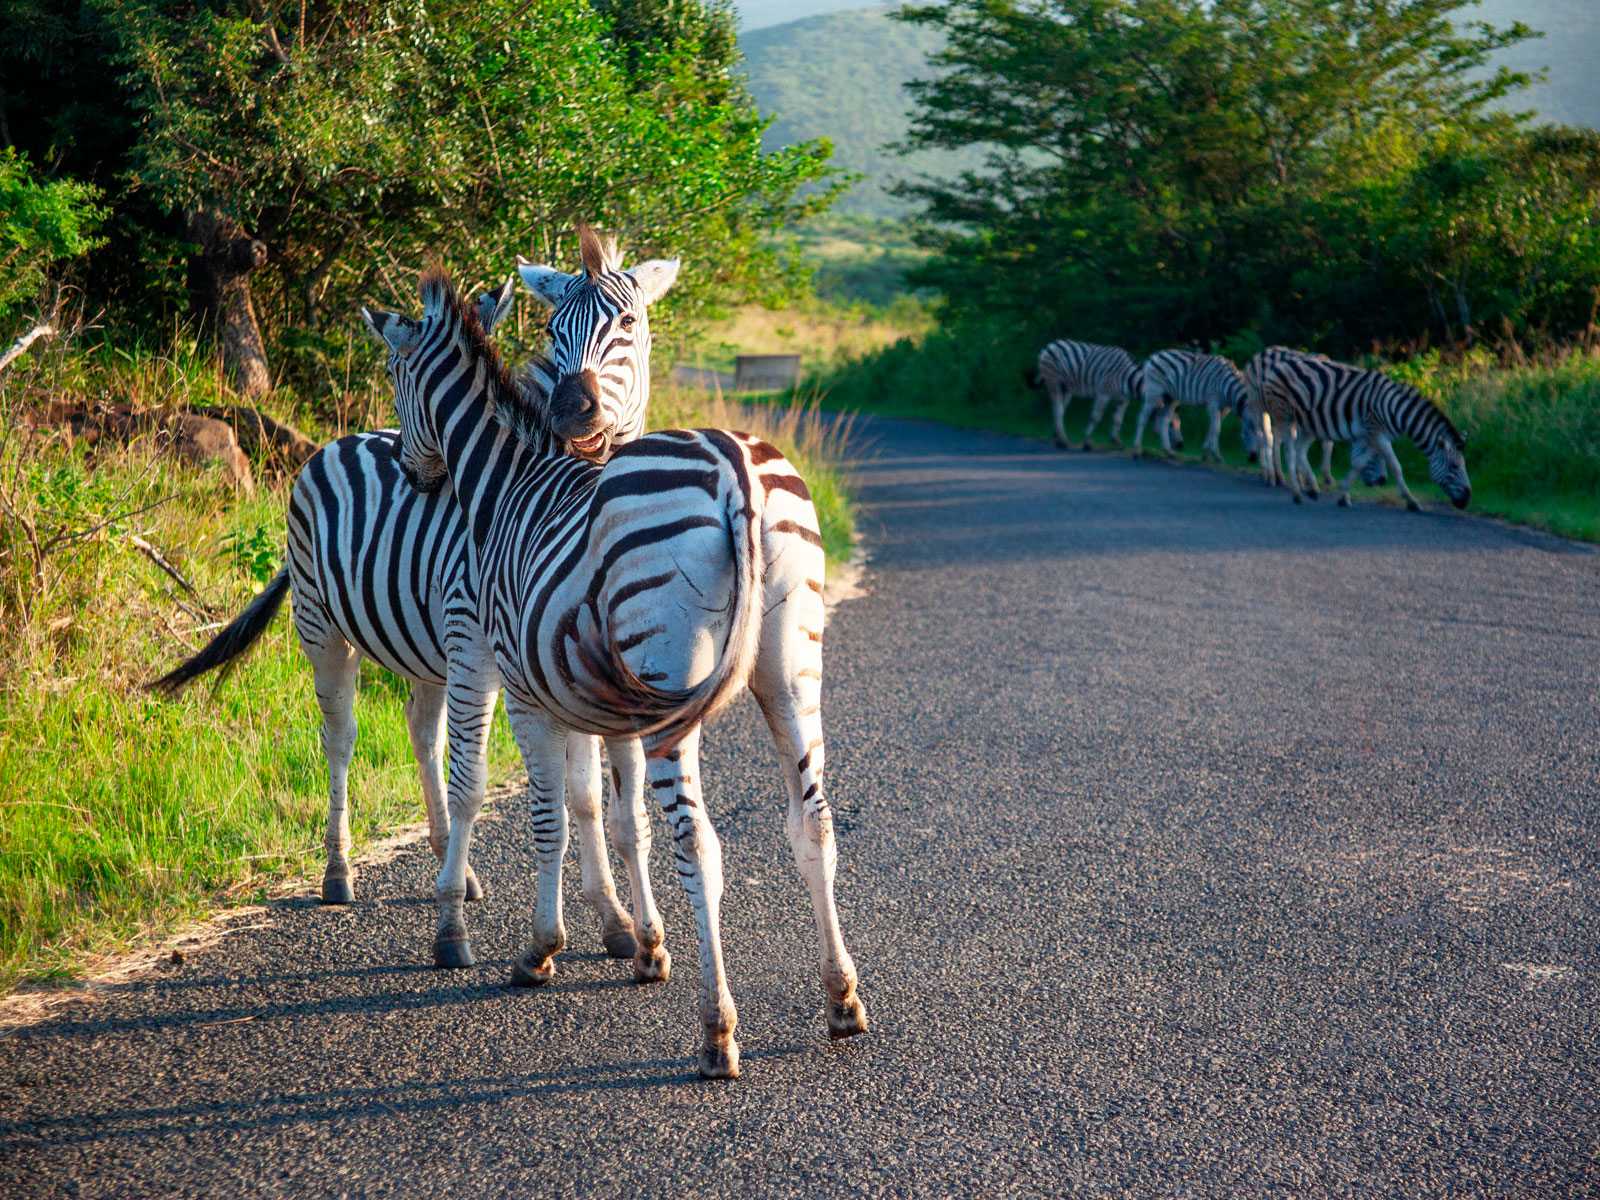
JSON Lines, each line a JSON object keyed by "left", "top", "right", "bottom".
{"left": 0, "top": 148, "right": 104, "bottom": 317}
{"left": 893, "top": 0, "right": 1600, "bottom": 353}
{"left": 2, "top": 0, "right": 835, "bottom": 349}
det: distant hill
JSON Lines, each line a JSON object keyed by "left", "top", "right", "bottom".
{"left": 739, "top": 2, "right": 1599, "bottom": 222}
{"left": 739, "top": 7, "right": 983, "bottom": 218}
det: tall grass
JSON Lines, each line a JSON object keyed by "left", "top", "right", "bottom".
{"left": 0, "top": 337, "right": 857, "bottom": 990}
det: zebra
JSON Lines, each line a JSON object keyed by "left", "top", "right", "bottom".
{"left": 1133, "top": 349, "right": 1250, "bottom": 460}
{"left": 151, "top": 229, "right": 676, "bottom": 983}
{"left": 1257, "top": 354, "right": 1470, "bottom": 509}
{"left": 1028, "top": 339, "right": 1169, "bottom": 450}
{"left": 1243, "top": 346, "right": 1386, "bottom": 494}
{"left": 364, "top": 266, "right": 867, "bottom": 1079}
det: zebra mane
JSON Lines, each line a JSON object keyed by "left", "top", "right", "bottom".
{"left": 418, "top": 267, "right": 560, "bottom": 451}
{"left": 577, "top": 223, "right": 622, "bottom": 280}
{"left": 1392, "top": 375, "right": 1466, "bottom": 450}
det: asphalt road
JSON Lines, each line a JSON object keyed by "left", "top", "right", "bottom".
{"left": 3, "top": 417, "right": 1598, "bottom": 1198}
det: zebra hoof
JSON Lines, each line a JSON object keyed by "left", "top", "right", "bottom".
{"left": 698, "top": 1038, "right": 741, "bottom": 1081}
{"left": 1307, "top": 490, "right": 1320, "bottom": 502}
{"left": 464, "top": 869, "right": 485, "bottom": 903}
{"left": 510, "top": 949, "right": 557, "bottom": 987}
{"left": 1247, "top": 451, "right": 1259, "bottom": 464}
{"left": 1292, "top": 494, "right": 1303, "bottom": 505}
{"left": 1407, "top": 500, "right": 1421, "bottom": 512}
{"left": 1337, "top": 496, "right": 1351, "bottom": 508}
{"left": 434, "top": 938, "right": 475, "bottom": 969}
{"left": 827, "top": 994, "right": 869, "bottom": 1040}
{"left": 633, "top": 946, "right": 671, "bottom": 984}
{"left": 1053, "top": 437, "right": 1069, "bottom": 450}
{"left": 602, "top": 926, "right": 639, "bottom": 960}
{"left": 320, "top": 877, "right": 354, "bottom": 905}
{"left": 1080, "top": 441, "right": 1093, "bottom": 452}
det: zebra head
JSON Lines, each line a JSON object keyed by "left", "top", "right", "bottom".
{"left": 1428, "top": 423, "right": 1471, "bottom": 509}
{"left": 515, "top": 225, "right": 680, "bottom": 464}
{"left": 361, "top": 302, "right": 448, "bottom": 493}
{"left": 361, "top": 275, "right": 523, "bottom": 495}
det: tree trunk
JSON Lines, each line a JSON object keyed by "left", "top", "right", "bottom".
{"left": 187, "top": 209, "right": 271, "bottom": 400}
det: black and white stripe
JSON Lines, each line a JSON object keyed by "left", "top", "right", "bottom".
{"left": 1135, "top": 349, "right": 1249, "bottom": 460}
{"left": 369, "top": 268, "right": 866, "bottom": 1079}
{"left": 152, "top": 230, "right": 679, "bottom": 979}
{"left": 1243, "top": 346, "right": 1384, "bottom": 493}
{"left": 1029, "top": 339, "right": 1147, "bottom": 450}
{"left": 1258, "top": 354, "right": 1471, "bottom": 509}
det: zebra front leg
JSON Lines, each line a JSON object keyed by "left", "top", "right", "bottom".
{"left": 645, "top": 730, "right": 739, "bottom": 1079}
{"left": 1109, "top": 395, "right": 1132, "bottom": 448}
{"left": 505, "top": 699, "right": 570, "bottom": 986}
{"left": 1282, "top": 430, "right": 1310, "bottom": 504}
{"left": 1131, "top": 396, "right": 1158, "bottom": 456}
{"left": 1319, "top": 440, "right": 1336, "bottom": 488}
{"left": 431, "top": 674, "right": 497, "bottom": 968}
{"left": 1081, "top": 393, "right": 1108, "bottom": 450}
{"left": 1203, "top": 404, "right": 1223, "bottom": 461}
{"left": 606, "top": 735, "right": 670, "bottom": 983}
{"left": 1296, "top": 437, "right": 1320, "bottom": 500}
{"left": 311, "top": 641, "right": 361, "bottom": 905}
{"left": 565, "top": 733, "right": 638, "bottom": 961}
{"left": 1377, "top": 437, "right": 1422, "bottom": 511}
{"left": 405, "top": 681, "right": 482, "bottom": 902}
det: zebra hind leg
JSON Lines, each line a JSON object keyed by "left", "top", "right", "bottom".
{"left": 606, "top": 735, "right": 670, "bottom": 983}
{"left": 565, "top": 733, "right": 639, "bottom": 960}
{"left": 1081, "top": 393, "right": 1108, "bottom": 450}
{"left": 309, "top": 639, "right": 362, "bottom": 905}
{"left": 644, "top": 729, "right": 740, "bottom": 1079}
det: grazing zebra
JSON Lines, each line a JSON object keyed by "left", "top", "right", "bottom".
{"left": 365, "top": 266, "right": 867, "bottom": 1079}
{"left": 1028, "top": 339, "right": 1159, "bottom": 450}
{"left": 1133, "top": 349, "right": 1249, "bottom": 460}
{"left": 151, "top": 230, "right": 675, "bottom": 983}
{"left": 1258, "top": 354, "right": 1470, "bottom": 509}
{"left": 1243, "top": 346, "right": 1386, "bottom": 493}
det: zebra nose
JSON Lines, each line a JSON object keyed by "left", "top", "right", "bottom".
{"left": 551, "top": 369, "right": 604, "bottom": 434}
{"left": 1454, "top": 488, "right": 1470, "bottom": 510}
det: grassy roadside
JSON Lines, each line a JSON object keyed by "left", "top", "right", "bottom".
{"left": 804, "top": 329, "right": 1600, "bottom": 543}
{"left": 0, "top": 342, "right": 857, "bottom": 992}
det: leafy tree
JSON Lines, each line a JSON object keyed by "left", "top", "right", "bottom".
{"left": 0, "top": 148, "right": 104, "bottom": 320}
{"left": 2, "top": 0, "right": 833, "bottom": 393}
{"left": 894, "top": 0, "right": 1567, "bottom": 353}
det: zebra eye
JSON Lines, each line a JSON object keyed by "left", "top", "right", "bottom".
{"left": 619, "top": 314, "right": 636, "bottom": 332}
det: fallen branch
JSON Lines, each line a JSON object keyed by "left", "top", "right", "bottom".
{"left": 0, "top": 323, "right": 56, "bottom": 376}
{"left": 130, "top": 534, "right": 199, "bottom": 597}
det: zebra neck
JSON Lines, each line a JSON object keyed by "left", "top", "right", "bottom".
{"left": 432, "top": 348, "right": 561, "bottom": 551}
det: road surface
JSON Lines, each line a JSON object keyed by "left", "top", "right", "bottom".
{"left": 3, "top": 416, "right": 1597, "bottom": 1198}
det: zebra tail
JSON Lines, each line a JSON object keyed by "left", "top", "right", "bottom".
{"left": 147, "top": 566, "right": 292, "bottom": 696}
{"left": 580, "top": 449, "right": 766, "bottom": 754}
{"left": 1023, "top": 367, "right": 1042, "bottom": 389}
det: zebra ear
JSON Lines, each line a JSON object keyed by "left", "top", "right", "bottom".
{"left": 626, "top": 257, "right": 681, "bottom": 307}
{"left": 475, "top": 278, "right": 516, "bottom": 334}
{"left": 361, "top": 307, "right": 419, "bottom": 356}
{"left": 516, "top": 255, "right": 577, "bottom": 308}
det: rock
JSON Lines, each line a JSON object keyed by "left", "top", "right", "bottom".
{"left": 190, "top": 405, "right": 319, "bottom": 471}
{"left": 159, "top": 413, "right": 255, "bottom": 494}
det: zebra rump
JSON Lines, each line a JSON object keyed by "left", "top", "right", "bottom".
{"left": 573, "top": 430, "right": 765, "bottom": 752}
{"left": 148, "top": 566, "right": 292, "bottom": 695}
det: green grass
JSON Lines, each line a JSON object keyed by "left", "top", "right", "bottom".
{"left": 805, "top": 324, "right": 1600, "bottom": 543}
{"left": 0, "top": 340, "right": 857, "bottom": 991}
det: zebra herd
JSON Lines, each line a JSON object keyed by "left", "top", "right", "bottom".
{"left": 1029, "top": 338, "right": 1472, "bottom": 511}
{"left": 153, "top": 228, "right": 866, "bottom": 1080}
